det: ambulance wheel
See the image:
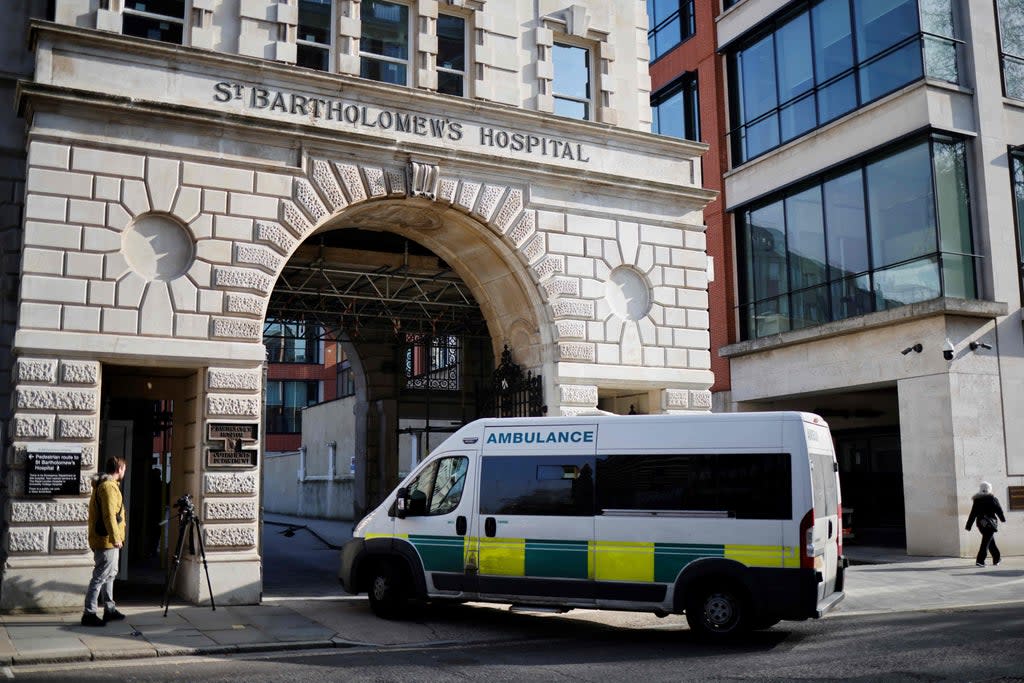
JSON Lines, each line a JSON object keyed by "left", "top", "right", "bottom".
{"left": 367, "top": 561, "right": 409, "bottom": 619}
{"left": 685, "top": 582, "right": 750, "bottom": 639}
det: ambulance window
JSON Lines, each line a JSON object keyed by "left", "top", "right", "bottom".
{"left": 431, "top": 456, "right": 469, "bottom": 515}
{"left": 479, "top": 456, "right": 594, "bottom": 516}
{"left": 810, "top": 452, "right": 838, "bottom": 517}
{"left": 406, "top": 456, "right": 469, "bottom": 516}
{"left": 595, "top": 453, "right": 791, "bottom": 519}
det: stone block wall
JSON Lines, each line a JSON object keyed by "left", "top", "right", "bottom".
{"left": 4, "top": 358, "right": 99, "bottom": 564}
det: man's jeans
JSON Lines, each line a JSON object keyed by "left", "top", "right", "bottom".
{"left": 84, "top": 548, "right": 119, "bottom": 614}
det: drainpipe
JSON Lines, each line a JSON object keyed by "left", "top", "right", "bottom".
{"left": 297, "top": 444, "right": 307, "bottom": 482}
{"left": 327, "top": 441, "right": 337, "bottom": 479}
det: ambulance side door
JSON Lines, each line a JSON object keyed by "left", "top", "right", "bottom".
{"left": 393, "top": 452, "right": 474, "bottom": 597}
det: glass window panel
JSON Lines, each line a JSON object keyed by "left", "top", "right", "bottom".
{"left": 831, "top": 275, "right": 874, "bottom": 320}
{"left": 924, "top": 35, "right": 958, "bottom": 83}
{"left": 791, "top": 284, "right": 829, "bottom": 330}
{"left": 298, "top": 0, "right": 331, "bottom": 44}
{"left": 480, "top": 456, "right": 594, "bottom": 516}
{"left": 817, "top": 74, "right": 858, "bottom": 124}
{"left": 812, "top": 0, "right": 853, "bottom": 82}
{"left": 650, "top": 0, "right": 678, "bottom": 27}
{"left": 739, "top": 213, "right": 756, "bottom": 304}
{"left": 932, "top": 140, "right": 971, "bottom": 254}
{"left": 873, "top": 257, "right": 939, "bottom": 309}
{"left": 858, "top": 40, "right": 923, "bottom": 102}
{"left": 653, "top": 89, "right": 683, "bottom": 137}
{"left": 1004, "top": 56, "right": 1024, "bottom": 100}
{"left": 361, "top": 0, "right": 409, "bottom": 60}
{"left": 780, "top": 93, "right": 816, "bottom": 142}
{"left": 744, "top": 113, "right": 780, "bottom": 160}
{"left": 297, "top": 44, "right": 330, "bottom": 71}
{"left": 737, "top": 34, "right": 777, "bottom": 121}
{"left": 125, "top": 0, "right": 184, "bottom": 15}
{"left": 438, "top": 71, "right": 463, "bottom": 96}
{"left": 755, "top": 296, "right": 790, "bottom": 336}
{"left": 867, "top": 142, "right": 935, "bottom": 268}
{"left": 554, "top": 98, "right": 588, "bottom": 120}
{"left": 360, "top": 58, "right": 407, "bottom": 85}
{"left": 749, "top": 201, "right": 787, "bottom": 301}
{"left": 920, "top": 0, "right": 954, "bottom": 37}
{"left": 854, "top": 0, "right": 918, "bottom": 61}
{"left": 122, "top": 13, "right": 183, "bottom": 43}
{"left": 824, "top": 170, "right": 869, "bottom": 278}
{"left": 941, "top": 253, "right": 976, "bottom": 299}
{"left": 553, "top": 44, "right": 590, "bottom": 100}
{"left": 437, "top": 14, "right": 465, "bottom": 70}
{"left": 997, "top": 0, "right": 1024, "bottom": 58}
{"left": 776, "top": 13, "right": 814, "bottom": 100}
{"left": 786, "top": 187, "right": 827, "bottom": 288}
{"left": 652, "top": 20, "right": 682, "bottom": 60}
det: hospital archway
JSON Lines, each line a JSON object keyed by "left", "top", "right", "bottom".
{"left": 263, "top": 179, "right": 553, "bottom": 520}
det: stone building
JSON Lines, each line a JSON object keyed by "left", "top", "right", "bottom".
{"left": 0, "top": 1, "right": 713, "bottom": 609}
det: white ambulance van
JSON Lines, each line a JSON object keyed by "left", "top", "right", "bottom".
{"left": 339, "top": 412, "right": 845, "bottom": 639}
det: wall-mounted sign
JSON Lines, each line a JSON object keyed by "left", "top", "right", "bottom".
{"left": 206, "top": 423, "right": 258, "bottom": 469}
{"left": 206, "top": 449, "right": 258, "bottom": 468}
{"left": 1008, "top": 486, "right": 1024, "bottom": 512}
{"left": 25, "top": 450, "right": 82, "bottom": 496}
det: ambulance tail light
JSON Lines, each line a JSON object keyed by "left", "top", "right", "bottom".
{"left": 800, "top": 508, "right": 815, "bottom": 570}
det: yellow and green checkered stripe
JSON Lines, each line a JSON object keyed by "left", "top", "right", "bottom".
{"left": 381, "top": 533, "right": 796, "bottom": 580}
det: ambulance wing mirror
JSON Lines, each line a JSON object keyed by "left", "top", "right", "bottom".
{"left": 395, "top": 487, "right": 409, "bottom": 519}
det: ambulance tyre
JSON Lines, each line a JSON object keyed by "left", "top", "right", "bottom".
{"left": 684, "top": 581, "right": 750, "bottom": 640}
{"left": 367, "top": 560, "right": 410, "bottom": 619}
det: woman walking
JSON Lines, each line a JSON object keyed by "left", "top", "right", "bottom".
{"left": 965, "top": 481, "right": 1006, "bottom": 567}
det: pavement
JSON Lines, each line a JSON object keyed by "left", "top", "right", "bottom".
{"left": 1, "top": 514, "right": 1021, "bottom": 669}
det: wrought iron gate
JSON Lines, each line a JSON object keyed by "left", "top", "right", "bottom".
{"left": 476, "top": 345, "right": 545, "bottom": 418}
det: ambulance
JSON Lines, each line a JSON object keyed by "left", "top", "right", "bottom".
{"left": 339, "top": 412, "right": 845, "bottom": 639}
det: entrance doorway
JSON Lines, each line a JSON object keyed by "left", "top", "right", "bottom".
{"left": 834, "top": 428, "right": 906, "bottom": 547}
{"left": 100, "top": 366, "right": 196, "bottom": 595}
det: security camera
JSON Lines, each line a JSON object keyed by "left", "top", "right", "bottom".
{"left": 942, "top": 338, "right": 955, "bottom": 361}
{"left": 969, "top": 341, "right": 992, "bottom": 351}
{"left": 901, "top": 343, "right": 923, "bottom": 355}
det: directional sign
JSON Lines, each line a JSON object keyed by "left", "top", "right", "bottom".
{"left": 26, "top": 450, "right": 81, "bottom": 496}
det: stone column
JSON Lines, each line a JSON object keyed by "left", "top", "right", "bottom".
{"left": 2, "top": 358, "right": 100, "bottom": 610}
{"left": 177, "top": 366, "right": 263, "bottom": 605}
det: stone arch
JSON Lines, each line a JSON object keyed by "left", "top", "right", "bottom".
{"left": 240, "top": 155, "right": 559, "bottom": 369}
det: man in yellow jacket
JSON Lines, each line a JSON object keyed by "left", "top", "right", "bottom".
{"left": 82, "top": 456, "right": 127, "bottom": 626}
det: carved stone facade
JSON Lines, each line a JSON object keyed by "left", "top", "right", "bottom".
{"left": 0, "top": 6, "right": 714, "bottom": 609}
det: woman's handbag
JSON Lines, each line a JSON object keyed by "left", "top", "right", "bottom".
{"left": 977, "top": 515, "right": 998, "bottom": 532}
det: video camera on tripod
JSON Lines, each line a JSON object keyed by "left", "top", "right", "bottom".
{"left": 173, "top": 492, "right": 196, "bottom": 519}
{"left": 161, "top": 491, "right": 216, "bottom": 616}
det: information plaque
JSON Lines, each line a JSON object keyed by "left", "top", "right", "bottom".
{"left": 206, "top": 422, "right": 258, "bottom": 469}
{"left": 25, "top": 450, "right": 82, "bottom": 496}
{"left": 1008, "top": 486, "right": 1024, "bottom": 512}
{"left": 206, "top": 449, "right": 258, "bottom": 468}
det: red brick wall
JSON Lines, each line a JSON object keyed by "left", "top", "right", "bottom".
{"left": 648, "top": 2, "right": 734, "bottom": 393}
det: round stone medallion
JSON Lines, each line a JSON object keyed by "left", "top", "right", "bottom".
{"left": 122, "top": 213, "right": 194, "bottom": 281}
{"left": 605, "top": 266, "right": 651, "bottom": 321}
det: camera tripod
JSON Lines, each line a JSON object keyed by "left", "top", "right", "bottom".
{"left": 161, "top": 501, "right": 216, "bottom": 617}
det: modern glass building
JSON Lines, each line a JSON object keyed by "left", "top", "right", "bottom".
{"left": 713, "top": 0, "right": 1022, "bottom": 557}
